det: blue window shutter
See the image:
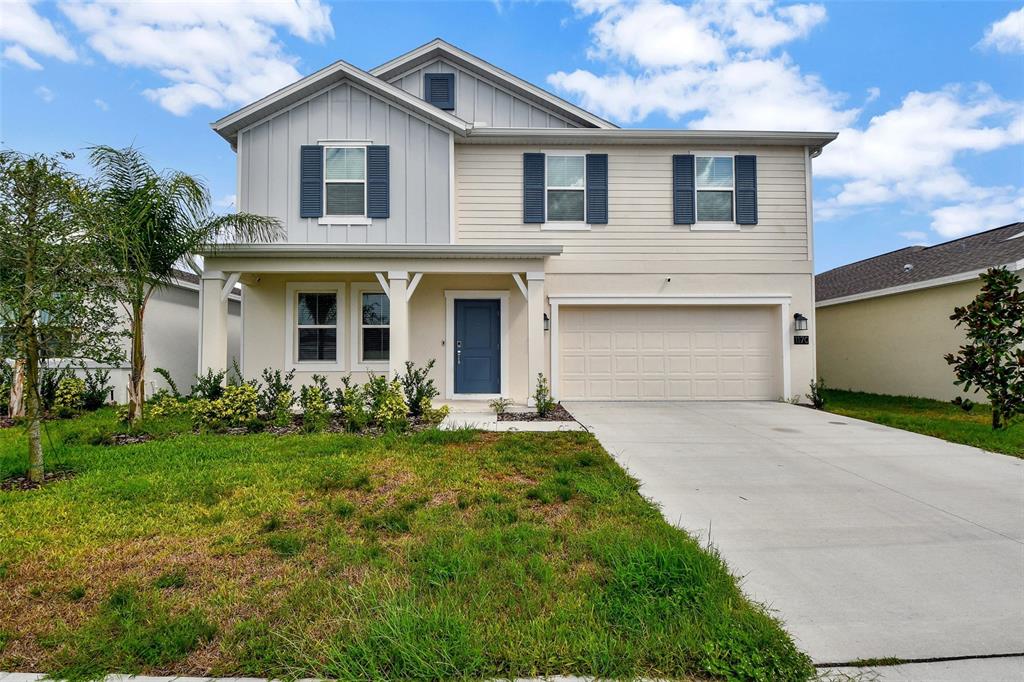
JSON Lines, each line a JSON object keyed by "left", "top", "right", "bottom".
{"left": 366, "top": 145, "right": 390, "bottom": 219}
{"left": 735, "top": 155, "right": 758, "bottom": 225}
{"left": 672, "top": 154, "right": 695, "bottom": 225}
{"left": 523, "top": 152, "right": 545, "bottom": 223}
{"left": 299, "top": 145, "right": 323, "bottom": 218}
{"left": 585, "top": 154, "right": 608, "bottom": 224}
{"left": 424, "top": 73, "right": 455, "bottom": 110}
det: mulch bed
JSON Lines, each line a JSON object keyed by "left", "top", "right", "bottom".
{"left": 1, "top": 468, "right": 76, "bottom": 492}
{"left": 0, "top": 416, "right": 18, "bottom": 429}
{"left": 109, "top": 433, "right": 154, "bottom": 446}
{"left": 498, "top": 404, "right": 576, "bottom": 422}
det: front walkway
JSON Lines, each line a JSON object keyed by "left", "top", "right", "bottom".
{"left": 566, "top": 401, "right": 1024, "bottom": 666}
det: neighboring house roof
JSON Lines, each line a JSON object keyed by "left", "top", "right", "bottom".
{"left": 169, "top": 268, "right": 241, "bottom": 298}
{"left": 369, "top": 38, "right": 617, "bottom": 130}
{"left": 816, "top": 222, "right": 1024, "bottom": 305}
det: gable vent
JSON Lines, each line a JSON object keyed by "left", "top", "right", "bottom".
{"left": 424, "top": 73, "right": 455, "bottom": 110}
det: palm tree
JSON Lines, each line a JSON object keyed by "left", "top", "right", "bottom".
{"left": 89, "top": 146, "right": 282, "bottom": 422}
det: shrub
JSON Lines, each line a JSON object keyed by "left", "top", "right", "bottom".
{"left": 489, "top": 397, "right": 512, "bottom": 415}
{"left": 299, "top": 381, "right": 331, "bottom": 433}
{"left": 806, "top": 377, "right": 827, "bottom": 409}
{"left": 336, "top": 376, "right": 369, "bottom": 433}
{"left": 82, "top": 369, "right": 112, "bottom": 410}
{"left": 363, "top": 373, "right": 390, "bottom": 415}
{"left": 39, "top": 366, "right": 72, "bottom": 410}
{"left": 373, "top": 378, "right": 408, "bottom": 431}
{"left": 269, "top": 390, "right": 294, "bottom": 428}
{"left": 419, "top": 400, "right": 450, "bottom": 426}
{"left": 258, "top": 368, "right": 296, "bottom": 417}
{"left": 401, "top": 360, "right": 439, "bottom": 417}
{"left": 533, "top": 373, "right": 556, "bottom": 417}
{"left": 153, "top": 367, "right": 181, "bottom": 399}
{"left": 53, "top": 376, "right": 86, "bottom": 417}
{"left": 190, "top": 384, "right": 261, "bottom": 431}
{"left": 149, "top": 394, "right": 185, "bottom": 418}
{"left": 190, "top": 368, "right": 226, "bottom": 401}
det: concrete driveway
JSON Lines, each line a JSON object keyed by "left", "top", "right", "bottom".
{"left": 566, "top": 401, "right": 1024, "bottom": 666}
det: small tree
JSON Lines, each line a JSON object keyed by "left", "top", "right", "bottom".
{"left": 89, "top": 146, "right": 281, "bottom": 422}
{"left": 0, "top": 150, "right": 125, "bottom": 482}
{"left": 944, "top": 267, "right": 1024, "bottom": 429}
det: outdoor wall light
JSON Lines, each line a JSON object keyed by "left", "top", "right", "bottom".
{"left": 793, "top": 313, "right": 809, "bottom": 332}
{"left": 543, "top": 313, "right": 550, "bottom": 332}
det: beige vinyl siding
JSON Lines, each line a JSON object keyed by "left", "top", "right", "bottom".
{"left": 455, "top": 144, "right": 809, "bottom": 260}
{"left": 388, "top": 59, "right": 576, "bottom": 128}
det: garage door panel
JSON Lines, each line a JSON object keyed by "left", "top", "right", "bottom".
{"left": 560, "top": 305, "right": 779, "bottom": 401}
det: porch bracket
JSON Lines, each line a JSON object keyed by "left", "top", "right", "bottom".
{"left": 511, "top": 273, "right": 528, "bottom": 299}
{"left": 407, "top": 272, "right": 423, "bottom": 301}
{"left": 374, "top": 271, "right": 391, "bottom": 298}
{"left": 220, "top": 272, "right": 240, "bottom": 302}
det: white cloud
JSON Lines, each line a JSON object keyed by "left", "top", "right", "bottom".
{"left": 215, "top": 193, "right": 237, "bottom": 210}
{"left": 552, "top": 0, "right": 1024, "bottom": 241}
{"left": 59, "top": 0, "right": 334, "bottom": 116}
{"left": 34, "top": 85, "right": 55, "bottom": 102}
{"left": 899, "top": 230, "right": 928, "bottom": 244}
{"left": 0, "top": 0, "right": 76, "bottom": 68}
{"left": 929, "top": 190, "right": 1024, "bottom": 238}
{"left": 3, "top": 44, "right": 42, "bottom": 70}
{"left": 94, "top": 98, "right": 109, "bottom": 111}
{"left": 978, "top": 6, "right": 1024, "bottom": 54}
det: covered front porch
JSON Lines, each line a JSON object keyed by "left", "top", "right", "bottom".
{"left": 198, "top": 244, "right": 560, "bottom": 404}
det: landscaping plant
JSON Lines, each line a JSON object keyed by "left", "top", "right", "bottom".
{"left": 373, "top": 378, "right": 409, "bottom": 431}
{"left": 82, "top": 369, "right": 112, "bottom": 411}
{"left": 53, "top": 376, "right": 86, "bottom": 418}
{"left": 489, "top": 397, "right": 512, "bottom": 415}
{"left": 400, "top": 360, "right": 439, "bottom": 417}
{"left": 189, "top": 383, "right": 261, "bottom": 432}
{"left": 259, "top": 368, "right": 296, "bottom": 425}
{"left": 806, "top": 377, "right": 827, "bottom": 409}
{"left": 335, "top": 376, "right": 369, "bottom": 433}
{"left": 88, "top": 145, "right": 281, "bottom": 424}
{"left": 0, "top": 150, "right": 124, "bottom": 482}
{"left": 190, "top": 369, "right": 226, "bottom": 401}
{"left": 153, "top": 367, "right": 182, "bottom": 399}
{"left": 533, "top": 373, "right": 556, "bottom": 417}
{"left": 944, "top": 266, "right": 1024, "bottom": 430}
{"left": 299, "top": 380, "right": 331, "bottom": 433}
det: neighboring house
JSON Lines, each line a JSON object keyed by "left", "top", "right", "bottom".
{"left": 816, "top": 222, "right": 1024, "bottom": 401}
{"left": 198, "top": 39, "right": 835, "bottom": 404}
{"left": 65, "top": 270, "right": 241, "bottom": 403}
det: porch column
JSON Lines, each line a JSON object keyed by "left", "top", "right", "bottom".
{"left": 199, "top": 272, "right": 229, "bottom": 375}
{"left": 527, "top": 271, "right": 546, "bottom": 405}
{"left": 388, "top": 271, "right": 409, "bottom": 378}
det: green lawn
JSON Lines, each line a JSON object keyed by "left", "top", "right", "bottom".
{"left": 824, "top": 389, "right": 1023, "bottom": 458}
{"left": 0, "top": 409, "right": 812, "bottom": 681}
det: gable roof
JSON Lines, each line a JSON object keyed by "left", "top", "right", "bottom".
{"left": 816, "top": 222, "right": 1024, "bottom": 304}
{"left": 370, "top": 38, "right": 617, "bottom": 130}
{"left": 211, "top": 58, "right": 470, "bottom": 147}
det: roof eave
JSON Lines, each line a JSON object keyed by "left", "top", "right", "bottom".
{"left": 198, "top": 243, "right": 563, "bottom": 259}
{"left": 462, "top": 128, "right": 839, "bottom": 147}
{"left": 210, "top": 59, "right": 470, "bottom": 147}
{"left": 369, "top": 38, "right": 618, "bottom": 130}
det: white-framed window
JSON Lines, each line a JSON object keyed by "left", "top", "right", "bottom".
{"left": 285, "top": 282, "right": 345, "bottom": 371}
{"left": 323, "top": 145, "right": 367, "bottom": 222}
{"left": 545, "top": 153, "right": 586, "bottom": 225}
{"left": 350, "top": 282, "right": 390, "bottom": 369}
{"left": 695, "top": 155, "right": 734, "bottom": 223}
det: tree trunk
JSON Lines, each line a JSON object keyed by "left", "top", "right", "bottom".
{"left": 8, "top": 359, "right": 25, "bottom": 418}
{"left": 25, "top": 342, "right": 43, "bottom": 483}
{"left": 992, "top": 405, "right": 1002, "bottom": 430}
{"left": 127, "top": 302, "right": 147, "bottom": 422}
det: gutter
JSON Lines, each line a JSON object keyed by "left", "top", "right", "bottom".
{"left": 463, "top": 127, "right": 839, "bottom": 147}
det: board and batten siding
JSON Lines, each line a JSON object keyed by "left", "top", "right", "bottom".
{"left": 455, "top": 145, "right": 809, "bottom": 261}
{"left": 237, "top": 80, "right": 451, "bottom": 244}
{"left": 388, "top": 59, "right": 576, "bottom": 129}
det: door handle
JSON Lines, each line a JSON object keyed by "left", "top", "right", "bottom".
{"left": 457, "top": 349, "right": 461, "bottom": 365}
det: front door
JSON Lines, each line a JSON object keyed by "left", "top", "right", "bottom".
{"left": 454, "top": 299, "right": 501, "bottom": 394}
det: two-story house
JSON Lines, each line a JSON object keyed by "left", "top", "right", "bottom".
{"left": 199, "top": 39, "right": 836, "bottom": 404}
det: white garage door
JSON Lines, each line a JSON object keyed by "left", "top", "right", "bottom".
{"left": 558, "top": 305, "right": 779, "bottom": 400}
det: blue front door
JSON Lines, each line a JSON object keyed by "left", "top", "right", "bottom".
{"left": 454, "top": 299, "right": 500, "bottom": 394}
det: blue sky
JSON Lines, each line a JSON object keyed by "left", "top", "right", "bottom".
{"left": 1, "top": 0, "right": 1021, "bottom": 272}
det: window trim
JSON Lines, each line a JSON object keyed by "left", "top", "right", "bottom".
{"left": 542, "top": 149, "right": 590, "bottom": 231}
{"left": 319, "top": 142, "right": 371, "bottom": 226}
{"left": 692, "top": 151, "right": 740, "bottom": 232}
{"left": 284, "top": 282, "right": 345, "bottom": 372}
{"left": 350, "top": 281, "right": 391, "bottom": 371}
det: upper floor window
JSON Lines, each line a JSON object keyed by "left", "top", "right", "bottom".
{"left": 695, "top": 156, "right": 734, "bottom": 222}
{"left": 546, "top": 154, "right": 585, "bottom": 222}
{"left": 325, "top": 146, "right": 366, "bottom": 217}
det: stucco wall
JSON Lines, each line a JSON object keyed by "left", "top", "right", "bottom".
{"left": 816, "top": 279, "right": 981, "bottom": 401}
